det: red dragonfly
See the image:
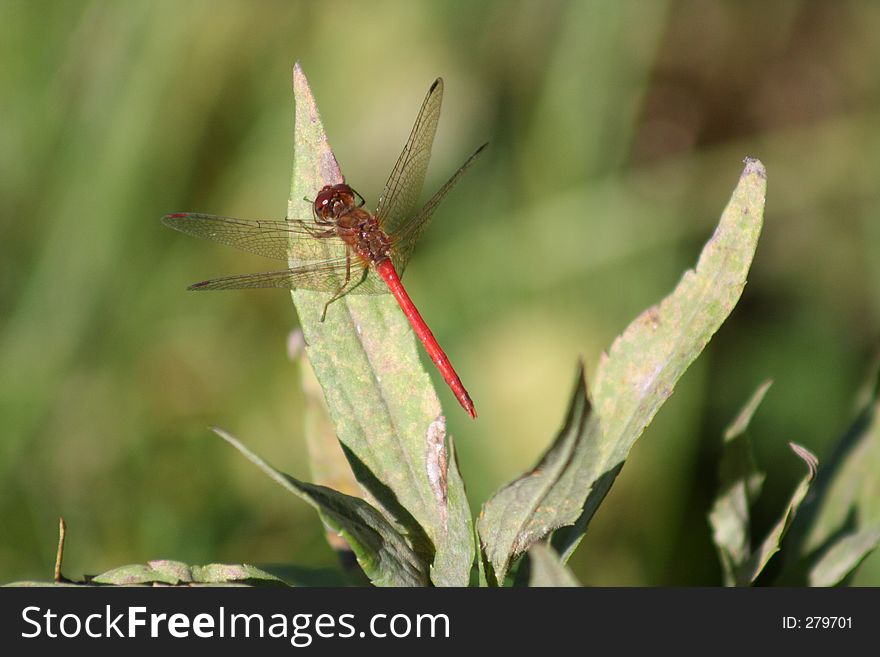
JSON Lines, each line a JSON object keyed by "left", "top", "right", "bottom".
{"left": 163, "top": 78, "right": 485, "bottom": 419}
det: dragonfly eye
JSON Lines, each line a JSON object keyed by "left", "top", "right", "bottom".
{"left": 313, "top": 186, "right": 336, "bottom": 220}
{"left": 314, "top": 184, "right": 357, "bottom": 220}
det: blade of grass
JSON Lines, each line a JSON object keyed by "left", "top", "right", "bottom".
{"left": 708, "top": 380, "right": 771, "bottom": 585}
{"left": 781, "top": 361, "right": 880, "bottom": 583}
{"left": 791, "top": 361, "right": 880, "bottom": 556}
{"left": 737, "top": 442, "right": 818, "bottom": 585}
{"left": 808, "top": 521, "right": 880, "bottom": 586}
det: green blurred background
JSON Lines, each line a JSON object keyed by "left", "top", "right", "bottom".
{"left": 2, "top": 0, "right": 878, "bottom": 585}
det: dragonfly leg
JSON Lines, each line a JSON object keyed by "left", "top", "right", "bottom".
{"left": 292, "top": 219, "right": 335, "bottom": 239}
{"left": 321, "top": 253, "right": 352, "bottom": 322}
{"left": 349, "top": 187, "right": 366, "bottom": 208}
{"left": 320, "top": 261, "right": 371, "bottom": 322}
{"left": 346, "top": 265, "right": 371, "bottom": 293}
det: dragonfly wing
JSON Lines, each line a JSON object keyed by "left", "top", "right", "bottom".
{"left": 391, "top": 143, "right": 487, "bottom": 273}
{"left": 375, "top": 78, "right": 444, "bottom": 237}
{"left": 186, "top": 259, "right": 389, "bottom": 295}
{"left": 162, "top": 213, "right": 349, "bottom": 265}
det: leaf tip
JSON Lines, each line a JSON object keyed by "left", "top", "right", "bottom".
{"left": 741, "top": 156, "right": 766, "bottom": 180}
{"left": 573, "top": 357, "right": 590, "bottom": 397}
{"left": 210, "top": 425, "right": 239, "bottom": 449}
{"left": 789, "top": 441, "right": 818, "bottom": 479}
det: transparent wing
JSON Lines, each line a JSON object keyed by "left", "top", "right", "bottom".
{"left": 390, "top": 143, "right": 487, "bottom": 273}
{"left": 186, "top": 257, "right": 388, "bottom": 295}
{"left": 375, "top": 78, "right": 444, "bottom": 237}
{"left": 163, "top": 213, "right": 387, "bottom": 294}
{"left": 162, "top": 213, "right": 347, "bottom": 265}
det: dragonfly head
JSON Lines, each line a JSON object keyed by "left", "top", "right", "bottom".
{"left": 314, "top": 184, "right": 358, "bottom": 221}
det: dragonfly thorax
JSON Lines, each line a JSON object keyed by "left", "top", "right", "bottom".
{"left": 313, "top": 184, "right": 392, "bottom": 265}
{"left": 349, "top": 208, "right": 393, "bottom": 265}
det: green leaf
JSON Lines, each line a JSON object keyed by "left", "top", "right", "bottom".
{"left": 4, "top": 582, "right": 82, "bottom": 587}
{"left": 287, "top": 63, "right": 473, "bottom": 587}
{"left": 6, "top": 565, "right": 343, "bottom": 588}
{"left": 89, "top": 560, "right": 284, "bottom": 586}
{"left": 708, "top": 380, "right": 771, "bottom": 585}
{"left": 551, "top": 158, "right": 767, "bottom": 562}
{"left": 147, "top": 560, "right": 195, "bottom": 583}
{"left": 792, "top": 362, "right": 880, "bottom": 558}
{"left": 808, "top": 521, "right": 880, "bottom": 587}
{"left": 92, "top": 563, "right": 186, "bottom": 586}
{"left": 213, "top": 426, "right": 429, "bottom": 587}
{"left": 190, "top": 563, "right": 285, "bottom": 585}
{"left": 737, "top": 443, "right": 818, "bottom": 585}
{"left": 527, "top": 543, "right": 581, "bottom": 587}
{"left": 477, "top": 160, "right": 766, "bottom": 584}
{"left": 478, "top": 363, "right": 597, "bottom": 584}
